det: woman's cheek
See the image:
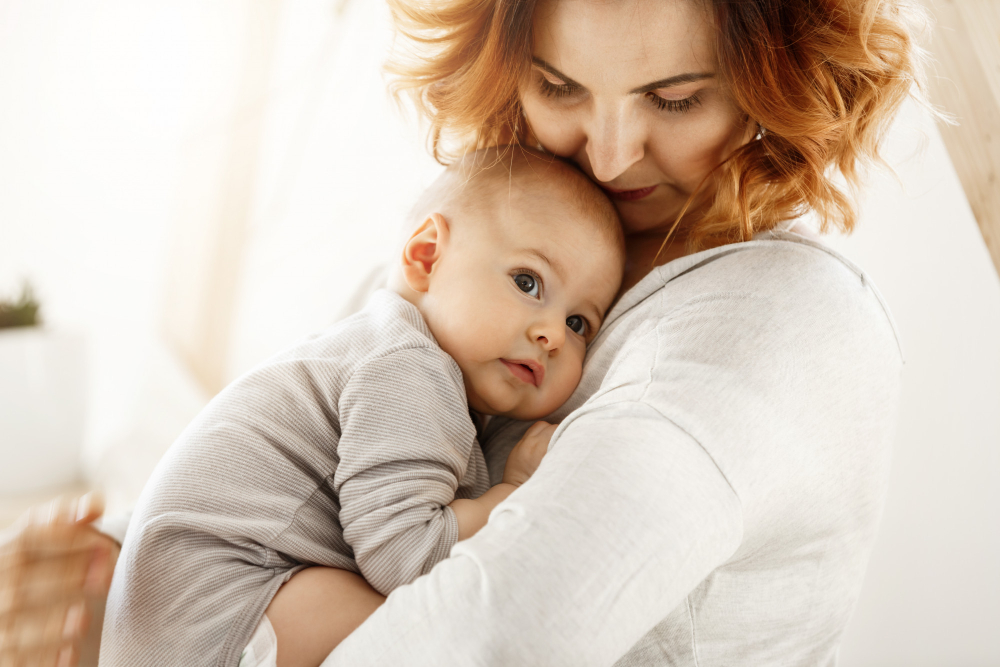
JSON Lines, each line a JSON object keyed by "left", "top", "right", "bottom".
{"left": 650, "top": 108, "right": 743, "bottom": 192}
{"left": 521, "top": 94, "right": 582, "bottom": 157}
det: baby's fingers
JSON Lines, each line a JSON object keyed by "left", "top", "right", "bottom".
{"left": 523, "top": 421, "right": 558, "bottom": 444}
{"left": 23, "top": 494, "right": 103, "bottom": 529}
{"left": 0, "top": 644, "right": 75, "bottom": 667}
{"left": 0, "top": 552, "right": 92, "bottom": 614}
{"left": 0, "top": 526, "right": 114, "bottom": 617}
{"left": 523, "top": 421, "right": 557, "bottom": 450}
{"left": 0, "top": 598, "right": 87, "bottom": 664}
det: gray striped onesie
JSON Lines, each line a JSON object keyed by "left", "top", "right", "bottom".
{"left": 100, "top": 289, "right": 491, "bottom": 667}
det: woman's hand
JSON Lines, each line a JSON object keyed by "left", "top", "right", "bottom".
{"left": 0, "top": 494, "right": 119, "bottom": 667}
{"left": 501, "top": 421, "right": 556, "bottom": 487}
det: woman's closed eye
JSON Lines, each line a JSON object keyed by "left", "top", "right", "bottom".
{"left": 535, "top": 69, "right": 580, "bottom": 99}
{"left": 646, "top": 90, "right": 702, "bottom": 114}
{"left": 539, "top": 77, "right": 579, "bottom": 99}
{"left": 537, "top": 67, "right": 701, "bottom": 114}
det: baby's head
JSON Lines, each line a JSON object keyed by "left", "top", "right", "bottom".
{"left": 392, "top": 147, "right": 624, "bottom": 420}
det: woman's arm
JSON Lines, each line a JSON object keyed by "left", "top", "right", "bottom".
{"left": 322, "top": 241, "right": 903, "bottom": 666}
{"left": 322, "top": 401, "right": 743, "bottom": 667}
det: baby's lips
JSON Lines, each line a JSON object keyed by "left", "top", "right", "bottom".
{"left": 501, "top": 358, "right": 544, "bottom": 386}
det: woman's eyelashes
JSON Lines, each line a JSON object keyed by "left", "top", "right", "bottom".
{"left": 536, "top": 71, "right": 700, "bottom": 114}
{"left": 645, "top": 91, "right": 701, "bottom": 113}
{"left": 538, "top": 75, "right": 580, "bottom": 99}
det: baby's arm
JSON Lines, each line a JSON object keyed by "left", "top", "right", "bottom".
{"left": 449, "top": 420, "right": 554, "bottom": 540}
{"left": 265, "top": 422, "right": 554, "bottom": 667}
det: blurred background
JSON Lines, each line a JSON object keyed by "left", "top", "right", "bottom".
{"left": 0, "top": 0, "right": 997, "bottom": 665}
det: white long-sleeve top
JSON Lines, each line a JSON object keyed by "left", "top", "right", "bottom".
{"left": 323, "top": 231, "right": 902, "bottom": 666}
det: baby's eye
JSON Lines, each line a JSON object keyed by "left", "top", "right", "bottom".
{"left": 566, "top": 315, "right": 587, "bottom": 336}
{"left": 513, "top": 273, "right": 540, "bottom": 298}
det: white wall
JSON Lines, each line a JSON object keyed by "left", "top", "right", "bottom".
{"left": 0, "top": 0, "right": 263, "bottom": 491}
{"left": 223, "top": 0, "right": 443, "bottom": 380}
{"left": 827, "top": 103, "right": 1000, "bottom": 666}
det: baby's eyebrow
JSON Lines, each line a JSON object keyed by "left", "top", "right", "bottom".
{"left": 520, "top": 247, "right": 567, "bottom": 282}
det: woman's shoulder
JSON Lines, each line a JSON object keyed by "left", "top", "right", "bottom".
{"left": 572, "top": 231, "right": 904, "bottom": 424}
{"left": 574, "top": 231, "right": 902, "bottom": 511}
{"left": 609, "top": 231, "right": 901, "bottom": 360}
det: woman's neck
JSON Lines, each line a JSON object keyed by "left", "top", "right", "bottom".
{"left": 619, "top": 231, "right": 691, "bottom": 296}
{"left": 618, "top": 220, "right": 821, "bottom": 296}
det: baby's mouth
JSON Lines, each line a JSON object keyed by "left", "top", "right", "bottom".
{"left": 500, "top": 358, "right": 544, "bottom": 387}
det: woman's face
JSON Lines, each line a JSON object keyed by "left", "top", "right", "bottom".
{"left": 521, "top": 0, "right": 751, "bottom": 236}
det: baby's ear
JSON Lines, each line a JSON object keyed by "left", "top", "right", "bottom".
{"left": 400, "top": 212, "right": 449, "bottom": 293}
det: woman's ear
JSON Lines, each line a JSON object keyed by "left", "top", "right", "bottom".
{"left": 400, "top": 212, "right": 450, "bottom": 293}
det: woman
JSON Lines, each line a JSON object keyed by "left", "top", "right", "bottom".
{"left": 0, "top": 0, "right": 924, "bottom": 664}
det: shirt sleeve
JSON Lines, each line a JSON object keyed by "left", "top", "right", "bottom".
{"left": 322, "top": 395, "right": 744, "bottom": 667}
{"left": 333, "top": 348, "right": 479, "bottom": 596}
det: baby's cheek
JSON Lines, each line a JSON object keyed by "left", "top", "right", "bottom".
{"left": 547, "top": 358, "right": 585, "bottom": 409}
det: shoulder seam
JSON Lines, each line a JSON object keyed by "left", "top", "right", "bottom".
{"left": 766, "top": 234, "right": 905, "bottom": 359}
{"left": 684, "top": 236, "right": 905, "bottom": 359}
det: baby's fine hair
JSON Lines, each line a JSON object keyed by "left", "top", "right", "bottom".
{"left": 407, "top": 145, "right": 624, "bottom": 257}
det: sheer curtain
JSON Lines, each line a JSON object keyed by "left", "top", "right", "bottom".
{"left": 0, "top": 0, "right": 439, "bottom": 513}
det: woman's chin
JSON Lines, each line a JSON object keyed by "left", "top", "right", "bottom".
{"left": 616, "top": 204, "right": 678, "bottom": 237}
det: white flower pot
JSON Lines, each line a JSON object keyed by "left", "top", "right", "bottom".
{"left": 0, "top": 328, "right": 87, "bottom": 495}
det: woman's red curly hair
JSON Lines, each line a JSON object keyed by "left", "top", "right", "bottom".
{"left": 386, "top": 0, "right": 928, "bottom": 249}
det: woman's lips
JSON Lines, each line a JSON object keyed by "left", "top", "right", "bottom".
{"left": 501, "top": 359, "right": 544, "bottom": 387}
{"left": 602, "top": 185, "right": 657, "bottom": 202}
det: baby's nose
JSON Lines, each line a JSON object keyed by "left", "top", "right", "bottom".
{"left": 531, "top": 318, "right": 566, "bottom": 351}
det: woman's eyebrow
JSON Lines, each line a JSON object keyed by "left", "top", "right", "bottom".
{"left": 531, "top": 58, "right": 713, "bottom": 93}
{"left": 629, "top": 72, "right": 714, "bottom": 94}
{"left": 531, "top": 58, "right": 583, "bottom": 87}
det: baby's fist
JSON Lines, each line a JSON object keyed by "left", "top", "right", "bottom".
{"left": 502, "top": 421, "right": 556, "bottom": 487}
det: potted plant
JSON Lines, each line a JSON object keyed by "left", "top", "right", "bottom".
{"left": 0, "top": 283, "right": 86, "bottom": 495}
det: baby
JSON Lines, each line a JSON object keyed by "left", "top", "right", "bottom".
{"left": 100, "top": 147, "right": 624, "bottom": 667}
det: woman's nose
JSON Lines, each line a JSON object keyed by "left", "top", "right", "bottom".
{"left": 585, "top": 102, "right": 644, "bottom": 183}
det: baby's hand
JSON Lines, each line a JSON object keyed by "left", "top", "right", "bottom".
{"left": 502, "top": 421, "right": 556, "bottom": 487}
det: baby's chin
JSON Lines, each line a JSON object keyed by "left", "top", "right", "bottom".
{"left": 470, "top": 392, "right": 563, "bottom": 422}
